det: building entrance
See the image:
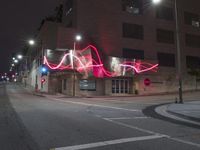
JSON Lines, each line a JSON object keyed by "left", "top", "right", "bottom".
{"left": 112, "top": 79, "right": 130, "bottom": 94}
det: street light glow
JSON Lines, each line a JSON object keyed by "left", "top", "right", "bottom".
{"left": 75, "top": 35, "right": 82, "bottom": 41}
{"left": 17, "top": 54, "right": 23, "bottom": 59}
{"left": 12, "top": 57, "right": 15, "bottom": 60}
{"left": 14, "top": 59, "right": 18, "bottom": 63}
{"left": 152, "top": 0, "right": 161, "bottom": 4}
{"left": 29, "top": 39, "right": 35, "bottom": 45}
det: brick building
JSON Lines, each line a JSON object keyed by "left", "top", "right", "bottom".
{"left": 27, "top": 0, "right": 200, "bottom": 96}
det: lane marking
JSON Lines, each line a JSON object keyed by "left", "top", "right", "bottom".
{"left": 52, "top": 98, "right": 141, "bottom": 112}
{"left": 83, "top": 98, "right": 161, "bottom": 105}
{"left": 104, "top": 118, "right": 163, "bottom": 135}
{"left": 103, "top": 116, "right": 150, "bottom": 120}
{"left": 53, "top": 135, "right": 166, "bottom": 150}
{"left": 104, "top": 118, "right": 200, "bottom": 148}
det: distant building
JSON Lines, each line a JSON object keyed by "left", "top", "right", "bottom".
{"left": 27, "top": 0, "right": 200, "bottom": 96}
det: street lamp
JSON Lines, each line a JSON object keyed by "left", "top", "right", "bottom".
{"left": 17, "top": 54, "right": 23, "bottom": 60}
{"left": 14, "top": 59, "right": 19, "bottom": 63}
{"left": 153, "top": 0, "right": 183, "bottom": 103}
{"left": 152, "top": 0, "right": 161, "bottom": 4}
{"left": 72, "top": 34, "right": 82, "bottom": 96}
{"left": 29, "top": 39, "right": 35, "bottom": 46}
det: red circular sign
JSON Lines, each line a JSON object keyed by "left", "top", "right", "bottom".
{"left": 144, "top": 78, "right": 151, "bottom": 86}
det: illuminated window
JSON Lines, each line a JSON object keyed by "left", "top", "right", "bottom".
{"left": 79, "top": 80, "right": 96, "bottom": 91}
{"left": 112, "top": 79, "right": 130, "bottom": 94}
{"left": 184, "top": 11, "right": 199, "bottom": 27}
{"left": 122, "top": 0, "right": 143, "bottom": 14}
{"left": 123, "top": 23, "right": 143, "bottom": 39}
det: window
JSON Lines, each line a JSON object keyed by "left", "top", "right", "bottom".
{"left": 123, "top": 48, "right": 144, "bottom": 59}
{"left": 157, "top": 52, "right": 175, "bottom": 67}
{"left": 157, "top": 29, "right": 174, "bottom": 44}
{"left": 79, "top": 80, "right": 96, "bottom": 91}
{"left": 112, "top": 79, "right": 130, "bottom": 94}
{"left": 123, "top": 23, "right": 143, "bottom": 39}
{"left": 63, "top": 79, "right": 67, "bottom": 90}
{"left": 185, "top": 34, "right": 200, "bottom": 48}
{"left": 184, "top": 12, "right": 199, "bottom": 27}
{"left": 122, "top": 0, "right": 143, "bottom": 14}
{"left": 186, "top": 56, "right": 200, "bottom": 69}
{"left": 156, "top": 6, "right": 174, "bottom": 21}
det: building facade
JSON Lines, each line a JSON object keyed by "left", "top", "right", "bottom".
{"left": 27, "top": 0, "right": 200, "bottom": 96}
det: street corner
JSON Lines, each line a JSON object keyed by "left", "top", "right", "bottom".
{"left": 143, "top": 102, "right": 200, "bottom": 129}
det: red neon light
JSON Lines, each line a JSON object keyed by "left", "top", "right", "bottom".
{"left": 43, "top": 45, "right": 159, "bottom": 78}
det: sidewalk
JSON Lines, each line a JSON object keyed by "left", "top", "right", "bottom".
{"left": 155, "top": 101, "right": 200, "bottom": 127}
{"left": 167, "top": 101, "right": 200, "bottom": 122}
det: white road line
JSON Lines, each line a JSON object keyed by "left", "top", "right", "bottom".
{"left": 170, "top": 137, "right": 200, "bottom": 148}
{"left": 53, "top": 135, "right": 166, "bottom": 150}
{"left": 103, "top": 116, "right": 150, "bottom": 120}
{"left": 84, "top": 99, "right": 160, "bottom": 105}
{"left": 104, "top": 118, "right": 164, "bottom": 135}
{"left": 104, "top": 118, "right": 200, "bottom": 148}
{"left": 52, "top": 98, "right": 141, "bottom": 112}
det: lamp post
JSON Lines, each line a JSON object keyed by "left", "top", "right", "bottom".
{"left": 153, "top": 0, "right": 183, "bottom": 103}
{"left": 72, "top": 34, "right": 82, "bottom": 96}
{"left": 174, "top": 0, "right": 183, "bottom": 103}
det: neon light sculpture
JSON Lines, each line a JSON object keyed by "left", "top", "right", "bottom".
{"left": 43, "top": 45, "right": 158, "bottom": 78}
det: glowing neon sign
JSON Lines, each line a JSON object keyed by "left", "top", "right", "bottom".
{"left": 43, "top": 45, "right": 158, "bottom": 78}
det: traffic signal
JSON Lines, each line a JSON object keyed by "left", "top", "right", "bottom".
{"left": 41, "top": 64, "right": 48, "bottom": 76}
{"left": 41, "top": 78, "right": 46, "bottom": 83}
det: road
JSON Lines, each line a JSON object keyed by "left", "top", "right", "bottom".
{"left": 0, "top": 82, "right": 200, "bottom": 150}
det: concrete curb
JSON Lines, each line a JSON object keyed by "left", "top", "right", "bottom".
{"left": 167, "top": 110, "right": 200, "bottom": 123}
{"left": 143, "top": 104, "right": 200, "bottom": 129}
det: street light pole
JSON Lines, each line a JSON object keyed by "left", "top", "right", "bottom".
{"left": 174, "top": 0, "right": 183, "bottom": 103}
{"left": 153, "top": 0, "right": 183, "bottom": 103}
{"left": 72, "top": 42, "right": 76, "bottom": 97}
{"left": 72, "top": 35, "right": 82, "bottom": 97}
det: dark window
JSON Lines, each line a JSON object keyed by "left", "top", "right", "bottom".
{"left": 122, "top": 0, "right": 143, "bottom": 14}
{"left": 156, "top": 6, "right": 174, "bottom": 21}
{"left": 123, "top": 23, "right": 143, "bottom": 39}
{"left": 157, "top": 29, "right": 174, "bottom": 44}
{"left": 157, "top": 52, "right": 175, "bottom": 67}
{"left": 63, "top": 79, "right": 67, "bottom": 90}
{"left": 184, "top": 11, "right": 199, "bottom": 27}
{"left": 186, "top": 56, "right": 200, "bottom": 69}
{"left": 123, "top": 48, "right": 144, "bottom": 59}
{"left": 185, "top": 34, "right": 200, "bottom": 48}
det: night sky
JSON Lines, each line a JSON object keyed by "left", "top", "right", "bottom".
{"left": 0, "top": 0, "right": 60, "bottom": 73}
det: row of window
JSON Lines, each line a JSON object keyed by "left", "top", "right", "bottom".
{"left": 122, "top": 0, "right": 200, "bottom": 28}
{"left": 122, "top": 48, "right": 200, "bottom": 68}
{"left": 123, "top": 23, "right": 200, "bottom": 48}
{"left": 62, "top": 79, "right": 131, "bottom": 94}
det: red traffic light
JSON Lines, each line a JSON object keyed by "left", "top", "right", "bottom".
{"left": 41, "top": 78, "right": 46, "bottom": 83}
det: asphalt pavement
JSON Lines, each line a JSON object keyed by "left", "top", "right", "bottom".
{"left": 1, "top": 82, "right": 200, "bottom": 150}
